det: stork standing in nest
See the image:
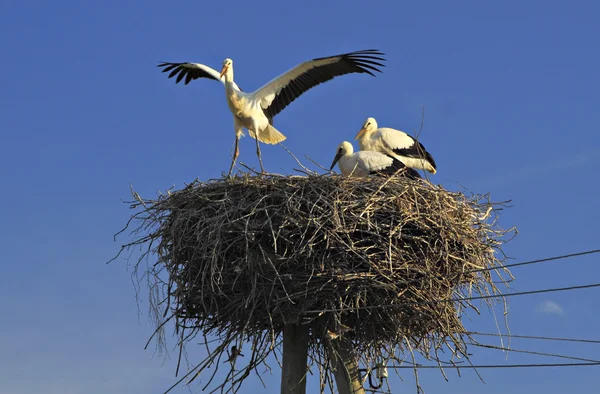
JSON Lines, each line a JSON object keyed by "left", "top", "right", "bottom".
{"left": 355, "top": 117, "right": 437, "bottom": 174}
{"left": 158, "top": 50, "right": 386, "bottom": 175}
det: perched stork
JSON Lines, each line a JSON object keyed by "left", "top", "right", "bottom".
{"left": 329, "top": 141, "right": 421, "bottom": 179}
{"left": 158, "top": 50, "right": 386, "bottom": 175}
{"left": 355, "top": 117, "right": 437, "bottom": 174}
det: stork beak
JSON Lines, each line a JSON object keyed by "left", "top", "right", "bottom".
{"left": 354, "top": 127, "right": 366, "bottom": 140}
{"left": 219, "top": 65, "right": 228, "bottom": 79}
{"left": 330, "top": 151, "right": 343, "bottom": 171}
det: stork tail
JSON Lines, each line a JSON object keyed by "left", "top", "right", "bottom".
{"left": 252, "top": 124, "right": 287, "bottom": 144}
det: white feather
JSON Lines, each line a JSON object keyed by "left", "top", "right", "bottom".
{"left": 355, "top": 117, "right": 437, "bottom": 174}
{"left": 331, "top": 141, "right": 397, "bottom": 177}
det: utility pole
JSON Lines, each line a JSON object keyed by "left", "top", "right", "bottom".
{"left": 280, "top": 324, "right": 309, "bottom": 394}
{"left": 327, "top": 339, "right": 365, "bottom": 394}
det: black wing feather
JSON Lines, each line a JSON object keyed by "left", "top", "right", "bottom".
{"left": 263, "top": 49, "right": 386, "bottom": 119}
{"left": 157, "top": 62, "right": 220, "bottom": 85}
{"left": 372, "top": 156, "right": 422, "bottom": 179}
{"left": 392, "top": 140, "right": 437, "bottom": 172}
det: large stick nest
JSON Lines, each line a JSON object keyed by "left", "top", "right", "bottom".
{"left": 116, "top": 174, "right": 514, "bottom": 392}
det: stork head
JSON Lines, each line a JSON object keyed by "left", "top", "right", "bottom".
{"left": 354, "top": 117, "right": 378, "bottom": 140}
{"left": 330, "top": 141, "right": 354, "bottom": 171}
{"left": 219, "top": 58, "right": 233, "bottom": 79}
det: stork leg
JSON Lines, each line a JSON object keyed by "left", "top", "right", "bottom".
{"left": 228, "top": 136, "right": 240, "bottom": 177}
{"left": 254, "top": 129, "right": 266, "bottom": 174}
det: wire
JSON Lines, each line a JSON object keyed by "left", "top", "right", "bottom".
{"left": 306, "top": 248, "right": 600, "bottom": 314}
{"left": 307, "top": 282, "right": 600, "bottom": 313}
{"left": 387, "top": 362, "right": 600, "bottom": 369}
{"left": 472, "top": 249, "right": 600, "bottom": 274}
{"left": 470, "top": 343, "right": 600, "bottom": 363}
{"left": 468, "top": 332, "right": 600, "bottom": 344}
{"left": 386, "top": 248, "right": 600, "bottom": 294}
{"left": 433, "top": 248, "right": 599, "bottom": 281}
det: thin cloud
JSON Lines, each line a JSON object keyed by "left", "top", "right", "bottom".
{"left": 536, "top": 300, "right": 564, "bottom": 316}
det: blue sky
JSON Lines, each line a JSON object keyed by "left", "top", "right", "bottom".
{"left": 1, "top": 1, "right": 600, "bottom": 393}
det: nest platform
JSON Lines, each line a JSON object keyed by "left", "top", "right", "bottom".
{"left": 116, "top": 174, "right": 514, "bottom": 392}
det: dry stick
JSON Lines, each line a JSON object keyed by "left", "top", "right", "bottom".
{"left": 304, "top": 154, "right": 330, "bottom": 173}
{"left": 280, "top": 324, "right": 310, "bottom": 394}
{"left": 279, "top": 143, "right": 319, "bottom": 176}
{"left": 412, "top": 105, "right": 430, "bottom": 183}
{"left": 326, "top": 339, "right": 365, "bottom": 394}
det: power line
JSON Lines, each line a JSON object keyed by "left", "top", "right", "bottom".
{"left": 307, "top": 282, "right": 600, "bottom": 313}
{"left": 390, "top": 248, "right": 600, "bottom": 294}
{"left": 468, "top": 332, "right": 600, "bottom": 344}
{"left": 307, "top": 248, "right": 600, "bottom": 314}
{"left": 388, "top": 361, "right": 600, "bottom": 370}
{"left": 473, "top": 249, "right": 600, "bottom": 274}
{"left": 470, "top": 343, "right": 600, "bottom": 363}
{"left": 433, "top": 248, "right": 600, "bottom": 281}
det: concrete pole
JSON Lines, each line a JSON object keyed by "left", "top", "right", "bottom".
{"left": 327, "top": 339, "right": 365, "bottom": 394}
{"left": 280, "top": 324, "right": 309, "bottom": 394}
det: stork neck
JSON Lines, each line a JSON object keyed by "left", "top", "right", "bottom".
{"left": 223, "top": 68, "right": 234, "bottom": 84}
{"left": 225, "top": 80, "right": 237, "bottom": 97}
{"left": 223, "top": 67, "right": 237, "bottom": 93}
{"left": 360, "top": 130, "right": 375, "bottom": 148}
{"left": 338, "top": 155, "right": 352, "bottom": 175}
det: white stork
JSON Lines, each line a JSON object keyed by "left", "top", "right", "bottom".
{"left": 158, "top": 50, "right": 386, "bottom": 175}
{"left": 329, "top": 141, "right": 421, "bottom": 179}
{"left": 355, "top": 117, "right": 437, "bottom": 174}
